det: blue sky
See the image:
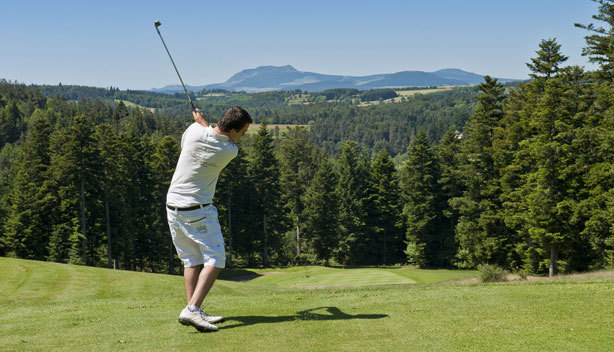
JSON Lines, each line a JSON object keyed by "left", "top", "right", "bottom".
{"left": 0, "top": 0, "right": 602, "bottom": 90}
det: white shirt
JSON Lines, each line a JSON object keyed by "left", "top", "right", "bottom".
{"left": 166, "top": 123, "right": 238, "bottom": 207}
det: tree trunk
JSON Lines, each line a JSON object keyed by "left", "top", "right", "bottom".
{"left": 131, "top": 238, "right": 136, "bottom": 271}
{"left": 383, "top": 230, "right": 387, "bottom": 265}
{"left": 262, "top": 212, "right": 269, "bottom": 267}
{"left": 227, "top": 192, "right": 233, "bottom": 268}
{"left": 296, "top": 215, "right": 301, "bottom": 257}
{"left": 80, "top": 169, "right": 87, "bottom": 265}
{"left": 105, "top": 191, "right": 111, "bottom": 268}
{"left": 168, "top": 234, "right": 174, "bottom": 275}
{"left": 248, "top": 199, "right": 254, "bottom": 267}
{"left": 549, "top": 245, "right": 559, "bottom": 277}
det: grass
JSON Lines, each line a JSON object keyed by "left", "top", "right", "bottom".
{"left": 357, "top": 87, "right": 454, "bottom": 106}
{"left": 245, "top": 124, "right": 309, "bottom": 135}
{"left": 2, "top": 257, "right": 614, "bottom": 351}
{"left": 113, "top": 99, "right": 155, "bottom": 112}
{"left": 244, "top": 266, "right": 477, "bottom": 288}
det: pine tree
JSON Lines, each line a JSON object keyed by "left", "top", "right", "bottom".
{"left": 277, "top": 126, "right": 317, "bottom": 259}
{"left": 0, "top": 143, "right": 21, "bottom": 256}
{"left": 579, "top": 81, "right": 614, "bottom": 269}
{"left": 46, "top": 114, "right": 103, "bottom": 265}
{"left": 215, "top": 143, "right": 253, "bottom": 268}
{"left": 335, "top": 141, "right": 370, "bottom": 264}
{"left": 0, "top": 101, "right": 23, "bottom": 148}
{"left": 450, "top": 76, "right": 513, "bottom": 268}
{"left": 518, "top": 67, "right": 589, "bottom": 276}
{"left": 436, "top": 127, "right": 463, "bottom": 265}
{"left": 46, "top": 125, "right": 80, "bottom": 263}
{"left": 303, "top": 157, "right": 339, "bottom": 265}
{"left": 526, "top": 38, "right": 569, "bottom": 80}
{"left": 575, "top": 0, "right": 614, "bottom": 80}
{"left": 149, "top": 135, "right": 180, "bottom": 273}
{"left": 499, "top": 39, "right": 597, "bottom": 275}
{"left": 249, "top": 120, "right": 281, "bottom": 266}
{"left": 370, "top": 149, "right": 404, "bottom": 265}
{"left": 399, "top": 132, "right": 442, "bottom": 266}
{"left": 2, "top": 109, "right": 53, "bottom": 259}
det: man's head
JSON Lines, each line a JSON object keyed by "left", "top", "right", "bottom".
{"left": 218, "top": 106, "right": 252, "bottom": 142}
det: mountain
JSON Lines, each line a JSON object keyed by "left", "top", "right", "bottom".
{"left": 152, "top": 65, "right": 518, "bottom": 93}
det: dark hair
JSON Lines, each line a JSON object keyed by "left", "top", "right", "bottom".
{"left": 217, "top": 106, "right": 252, "bottom": 133}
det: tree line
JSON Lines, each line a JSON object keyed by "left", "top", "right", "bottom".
{"left": 32, "top": 81, "right": 480, "bottom": 158}
{"left": 1, "top": 1, "right": 613, "bottom": 276}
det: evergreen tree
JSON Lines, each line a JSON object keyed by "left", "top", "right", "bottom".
{"left": 215, "top": 144, "right": 253, "bottom": 268}
{"left": 149, "top": 135, "right": 180, "bottom": 273}
{"left": 500, "top": 41, "right": 587, "bottom": 275}
{"left": 526, "top": 38, "right": 569, "bottom": 80}
{"left": 277, "top": 126, "right": 317, "bottom": 258}
{"left": 46, "top": 114, "right": 103, "bottom": 264}
{"left": 370, "top": 149, "right": 404, "bottom": 265}
{"left": 575, "top": 0, "right": 614, "bottom": 80}
{"left": 437, "top": 127, "right": 464, "bottom": 265}
{"left": 0, "top": 101, "right": 23, "bottom": 148}
{"left": 249, "top": 120, "right": 281, "bottom": 266}
{"left": 2, "top": 109, "right": 53, "bottom": 259}
{"left": 399, "top": 132, "right": 443, "bottom": 266}
{"left": 335, "top": 141, "right": 371, "bottom": 264}
{"left": 112, "top": 101, "right": 129, "bottom": 126}
{"left": 579, "top": 81, "right": 614, "bottom": 269}
{"left": 303, "top": 157, "right": 339, "bottom": 265}
{"left": 450, "top": 76, "right": 514, "bottom": 268}
{"left": 520, "top": 70, "right": 584, "bottom": 276}
{"left": 0, "top": 143, "right": 21, "bottom": 256}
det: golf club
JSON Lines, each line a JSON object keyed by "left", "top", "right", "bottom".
{"left": 154, "top": 21, "right": 196, "bottom": 111}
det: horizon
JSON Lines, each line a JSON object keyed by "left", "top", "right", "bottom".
{"left": 1, "top": 0, "right": 601, "bottom": 90}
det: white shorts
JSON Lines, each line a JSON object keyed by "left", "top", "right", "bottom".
{"left": 167, "top": 204, "right": 226, "bottom": 268}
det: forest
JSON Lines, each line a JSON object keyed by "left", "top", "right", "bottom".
{"left": 2, "top": 2, "right": 614, "bottom": 276}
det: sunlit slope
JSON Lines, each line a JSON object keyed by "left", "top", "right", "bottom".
{"left": 249, "top": 266, "right": 478, "bottom": 287}
{"left": 2, "top": 257, "right": 614, "bottom": 352}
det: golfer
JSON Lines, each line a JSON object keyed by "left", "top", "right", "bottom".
{"left": 166, "top": 106, "right": 252, "bottom": 332}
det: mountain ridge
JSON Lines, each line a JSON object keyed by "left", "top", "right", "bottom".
{"left": 151, "top": 65, "right": 518, "bottom": 93}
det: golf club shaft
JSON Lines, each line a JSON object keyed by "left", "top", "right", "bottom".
{"left": 154, "top": 24, "right": 196, "bottom": 111}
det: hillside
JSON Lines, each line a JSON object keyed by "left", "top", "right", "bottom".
{"left": 2, "top": 257, "right": 613, "bottom": 351}
{"left": 151, "top": 65, "right": 519, "bottom": 93}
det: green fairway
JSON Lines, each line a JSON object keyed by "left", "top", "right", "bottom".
{"left": 247, "top": 266, "right": 477, "bottom": 288}
{"left": 2, "top": 257, "right": 614, "bottom": 351}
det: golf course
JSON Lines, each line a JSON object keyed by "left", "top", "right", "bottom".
{"left": 2, "top": 257, "right": 613, "bottom": 351}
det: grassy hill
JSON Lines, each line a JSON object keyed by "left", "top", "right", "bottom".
{"left": 2, "top": 257, "right": 613, "bottom": 351}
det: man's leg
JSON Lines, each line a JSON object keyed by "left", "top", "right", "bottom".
{"left": 188, "top": 265, "right": 222, "bottom": 308}
{"left": 184, "top": 265, "right": 203, "bottom": 304}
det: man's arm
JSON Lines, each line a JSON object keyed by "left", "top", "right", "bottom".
{"left": 193, "top": 108, "right": 209, "bottom": 127}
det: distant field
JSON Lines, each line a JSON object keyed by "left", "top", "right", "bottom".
{"left": 357, "top": 87, "right": 454, "bottom": 106}
{"left": 395, "top": 87, "right": 454, "bottom": 96}
{"left": 246, "top": 124, "right": 310, "bottom": 135}
{"left": 114, "top": 99, "right": 155, "bottom": 112}
{"left": 3, "top": 257, "right": 614, "bottom": 351}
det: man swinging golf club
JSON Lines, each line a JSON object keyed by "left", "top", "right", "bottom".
{"left": 155, "top": 20, "right": 252, "bottom": 332}
{"left": 167, "top": 107, "right": 251, "bottom": 332}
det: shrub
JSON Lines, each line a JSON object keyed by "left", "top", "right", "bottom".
{"left": 478, "top": 264, "right": 508, "bottom": 282}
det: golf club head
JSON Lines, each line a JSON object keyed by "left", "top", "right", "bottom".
{"left": 154, "top": 21, "right": 162, "bottom": 28}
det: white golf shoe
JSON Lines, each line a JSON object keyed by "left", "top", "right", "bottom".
{"left": 178, "top": 307, "right": 219, "bottom": 332}
{"left": 199, "top": 309, "right": 224, "bottom": 324}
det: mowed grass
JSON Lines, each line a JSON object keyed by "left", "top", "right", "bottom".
{"left": 2, "top": 257, "right": 614, "bottom": 352}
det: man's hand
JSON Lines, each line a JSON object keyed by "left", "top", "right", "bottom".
{"left": 193, "top": 108, "right": 209, "bottom": 127}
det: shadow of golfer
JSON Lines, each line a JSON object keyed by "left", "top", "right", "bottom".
{"left": 221, "top": 306, "right": 388, "bottom": 330}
